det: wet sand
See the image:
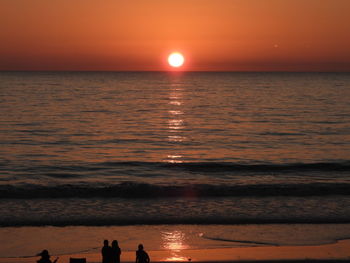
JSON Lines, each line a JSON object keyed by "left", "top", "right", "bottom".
{"left": 1, "top": 239, "right": 350, "bottom": 263}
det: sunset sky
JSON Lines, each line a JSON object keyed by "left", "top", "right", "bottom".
{"left": 1, "top": 0, "right": 349, "bottom": 71}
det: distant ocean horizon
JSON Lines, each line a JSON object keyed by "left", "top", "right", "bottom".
{"left": 0, "top": 71, "right": 349, "bottom": 226}
{"left": 2, "top": 70, "right": 350, "bottom": 73}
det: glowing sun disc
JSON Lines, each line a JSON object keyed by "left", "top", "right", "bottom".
{"left": 168, "top": 53, "right": 184, "bottom": 68}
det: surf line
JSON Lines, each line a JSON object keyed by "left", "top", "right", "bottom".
{"left": 202, "top": 235, "right": 279, "bottom": 246}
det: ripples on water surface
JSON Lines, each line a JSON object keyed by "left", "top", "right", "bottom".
{"left": 1, "top": 72, "right": 349, "bottom": 164}
{"left": 0, "top": 72, "right": 350, "bottom": 225}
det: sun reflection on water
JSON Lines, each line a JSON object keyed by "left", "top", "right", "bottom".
{"left": 166, "top": 82, "right": 186, "bottom": 164}
{"left": 161, "top": 230, "right": 189, "bottom": 261}
{"left": 167, "top": 155, "right": 183, "bottom": 163}
{"left": 169, "top": 110, "right": 183, "bottom": 115}
{"left": 168, "top": 135, "right": 184, "bottom": 142}
{"left": 170, "top": 100, "right": 182, "bottom": 106}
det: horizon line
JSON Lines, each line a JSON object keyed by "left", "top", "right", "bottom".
{"left": 1, "top": 70, "right": 349, "bottom": 73}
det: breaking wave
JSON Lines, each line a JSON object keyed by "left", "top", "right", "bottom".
{"left": 1, "top": 181, "right": 350, "bottom": 198}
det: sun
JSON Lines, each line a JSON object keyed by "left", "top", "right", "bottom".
{"left": 168, "top": 52, "right": 185, "bottom": 68}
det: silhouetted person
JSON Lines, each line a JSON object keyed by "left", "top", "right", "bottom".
{"left": 102, "top": 240, "right": 113, "bottom": 263}
{"left": 136, "top": 244, "right": 150, "bottom": 263}
{"left": 37, "top": 250, "right": 59, "bottom": 263}
{"left": 111, "top": 240, "right": 121, "bottom": 263}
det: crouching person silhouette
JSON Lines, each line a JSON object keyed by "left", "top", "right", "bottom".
{"left": 37, "top": 250, "right": 59, "bottom": 263}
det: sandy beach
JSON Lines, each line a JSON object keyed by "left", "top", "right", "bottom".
{"left": 1, "top": 237, "right": 349, "bottom": 263}
{"left": 62, "top": 240, "right": 350, "bottom": 263}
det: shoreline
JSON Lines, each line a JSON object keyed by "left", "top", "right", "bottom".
{"left": 1, "top": 239, "right": 350, "bottom": 263}
{"left": 1, "top": 224, "right": 350, "bottom": 263}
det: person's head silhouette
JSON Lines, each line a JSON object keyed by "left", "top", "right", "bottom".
{"left": 38, "top": 249, "right": 50, "bottom": 258}
{"left": 138, "top": 244, "right": 143, "bottom": 250}
{"left": 112, "top": 240, "right": 119, "bottom": 247}
{"left": 104, "top": 240, "right": 109, "bottom": 246}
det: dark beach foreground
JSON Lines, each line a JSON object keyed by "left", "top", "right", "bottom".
{"left": 1, "top": 241, "right": 350, "bottom": 263}
{"left": 0, "top": 225, "right": 350, "bottom": 263}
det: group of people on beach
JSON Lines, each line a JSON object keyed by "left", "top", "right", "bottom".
{"left": 102, "top": 240, "right": 150, "bottom": 263}
{"left": 36, "top": 240, "right": 150, "bottom": 263}
{"left": 102, "top": 240, "right": 122, "bottom": 263}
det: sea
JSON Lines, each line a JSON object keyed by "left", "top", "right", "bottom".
{"left": 0, "top": 71, "right": 350, "bottom": 259}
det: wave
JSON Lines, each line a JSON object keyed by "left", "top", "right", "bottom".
{"left": 96, "top": 161, "right": 350, "bottom": 171}
{"left": 2, "top": 161, "right": 349, "bottom": 173}
{"left": 1, "top": 215, "right": 350, "bottom": 227}
{"left": 201, "top": 236, "right": 279, "bottom": 246}
{"left": 1, "top": 161, "right": 349, "bottom": 199}
{"left": 159, "top": 161, "right": 350, "bottom": 172}
{"left": 1, "top": 182, "right": 350, "bottom": 199}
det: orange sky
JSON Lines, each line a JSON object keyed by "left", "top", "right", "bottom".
{"left": 1, "top": 0, "right": 349, "bottom": 71}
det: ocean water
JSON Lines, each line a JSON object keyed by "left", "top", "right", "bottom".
{"left": 0, "top": 71, "right": 350, "bottom": 226}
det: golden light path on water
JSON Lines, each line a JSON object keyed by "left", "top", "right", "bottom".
{"left": 161, "top": 230, "right": 189, "bottom": 261}
{"left": 166, "top": 80, "right": 185, "bottom": 163}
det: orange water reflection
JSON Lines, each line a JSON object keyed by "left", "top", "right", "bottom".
{"left": 166, "top": 82, "right": 186, "bottom": 164}
{"left": 161, "top": 230, "right": 189, "bottom": 261}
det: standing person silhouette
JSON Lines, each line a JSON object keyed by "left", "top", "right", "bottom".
{"left": 102, "top": 240, "right": 113, "bottom": 263}
{"left": 111, "top": 240, "right": 121, "bottom": 263}
{"left": 37, "top": 250, "right": 59, "bottom": 263}
{"left": 135, "top": 244, "right": 150, "bottom": 263}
